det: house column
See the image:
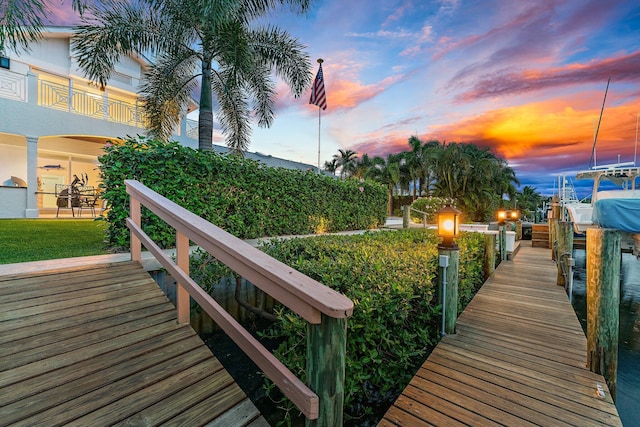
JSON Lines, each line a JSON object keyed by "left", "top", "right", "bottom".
{"left": 25, "top": 135, "right": 39, "bottom": 218}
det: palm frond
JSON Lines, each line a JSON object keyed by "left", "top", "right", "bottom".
{"left": 72, "top": 0, "right": 191, "bottom": 88}
{"left": 212, "top": 67, "right": 252, "bottom": 155}
{"left": 243, "top": 64, "right": 276, "bottom": 128}
{"left": 248, "top": 26, "right": 312, "bottom": 96}
{"left": 140, "top": 48, "right": 200, "bottom": 141}
{"left": 0, "top": 0, "right": 46, "bottom": 53}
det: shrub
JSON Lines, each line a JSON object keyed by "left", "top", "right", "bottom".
{"left": 456, "top": 231, "right": 486, "bottom": 311}
{"left": 98, "top": 136, "right": 387, "bottom": 249}
{"left": 409, "top": 196, "right": 456, "bottom": 223}
{"left": 257, "top": 229, "right": 486, "bottom": 421}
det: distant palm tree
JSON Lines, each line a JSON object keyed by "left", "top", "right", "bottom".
{"left": 431, "top": 142, "right": 519, "bottom": 221}
{"left": 353, "top": 153, "right": 373, "bottom": 180}
{"left": 368, "top": 154, "right": 402, "bottom": 215}
{"left": 71, "top": 0, "right": 312, "bottom": 154}
{"left": 516, "top": 185, "right": 542, "bottom": 220}
{"left": 323, "top": 158, "right": 338, "bottom": 175}
{"left": 333, "top": 149, "right": 358, "bottom": 178}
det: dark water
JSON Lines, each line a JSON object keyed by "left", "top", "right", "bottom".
{"left": 571, "top": 250, "right": 640, "bottom": 427}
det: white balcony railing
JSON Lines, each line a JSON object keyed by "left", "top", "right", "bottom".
{"left": 38, "top": 78, "right": 146, "bottom": 127}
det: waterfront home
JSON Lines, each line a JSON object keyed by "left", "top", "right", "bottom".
{"left": 0, "top": 27, "right": 314, "bottom": 219}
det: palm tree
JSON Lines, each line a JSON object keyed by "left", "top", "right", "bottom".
{"left": 516, "top": 185, "right": 543, "bottom": 220}
{"left": 353, "top": 153, "right": 373, "bottom": 180}
{"left": 71, "top": 0, "right": 312, "bottom": 154}
{"left": 368, "top": 154, "right": 402, "bottom": 215}
{"left": 323, "top": 158, "right": 338, "bottom": 175}
{"left": 333, "top": 149, "right": 358, "bottom": 178}
{"left": 431, "top": 142, "right": 519, "bottom": 221}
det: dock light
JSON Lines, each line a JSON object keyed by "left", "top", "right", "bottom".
{"left": 438, "top": 204, "right": 461, "bottom": 248}
{"left": 510, "top": 210, "right": 520, "bottom": 220}
{"left": 497, "top": 209, "right": 507, "bottom": 225}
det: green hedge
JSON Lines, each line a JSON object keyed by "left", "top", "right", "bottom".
{"left": 256, "top": 228, "right": 486, "bottom": 420}
{"left": 98, "top": 136, "right": 387, "bottom": 249}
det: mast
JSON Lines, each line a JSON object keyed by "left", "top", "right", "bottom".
{"left": 589, "top": 78, "right": 610, "bottom": 169}
{"left": 635, "top": 112, "right": 638, "bottom": 167}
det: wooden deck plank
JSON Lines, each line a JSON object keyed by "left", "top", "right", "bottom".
{"left": 2, "top": 334, "right": 209, "bottom": 424}
{"left": 0, "top": 262, "right": 264, "bottom": 426}
{"left": 0, "top": 293, "right": 174, "bottom": 350}
{"left": 381, "top": 242, "right": 622, "bottom": 426}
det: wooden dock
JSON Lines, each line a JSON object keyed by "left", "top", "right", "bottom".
{"left": 380, "top": 241, "right": 622, "bottom": 426}
{"left": 0, "top": 261, "right": 267, "bottom": 426}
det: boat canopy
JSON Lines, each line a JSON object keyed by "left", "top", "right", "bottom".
{"left": 576, "top": 167, "right": 640, "bottom": 188}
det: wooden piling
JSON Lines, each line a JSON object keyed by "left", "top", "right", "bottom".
{"left": 307, "top": 316, "right": 347, "bottom": 426}
{"left": 483, "top": 233, "right": 496, "bottom": 280}
{"left": 586, "top": 228, "right": 621, "bottom": 402}
{"left": 556, "top": 221, "right": 574, "bottom": 288}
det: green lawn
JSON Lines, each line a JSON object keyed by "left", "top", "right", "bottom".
{"left": 0, "top": 219, "right": 110, "bottom": 264}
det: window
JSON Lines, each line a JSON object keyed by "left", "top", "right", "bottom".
{"left": 0, "top": 56, "right": 10, "bottom": 69}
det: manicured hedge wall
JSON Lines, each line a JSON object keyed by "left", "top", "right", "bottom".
{"left": 257, "top": 228, "right": 486, "bottom": 421}
{"left": 98, "top": 137, "right": 387, "bottom": 249}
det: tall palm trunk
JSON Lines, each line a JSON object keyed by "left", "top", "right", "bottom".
{"left": 198, "top": 52, "right": 214, "bottom": 151}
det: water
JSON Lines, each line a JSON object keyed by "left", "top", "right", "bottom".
{"left": 571, "top": 250, "right": 640, "bottom": 426}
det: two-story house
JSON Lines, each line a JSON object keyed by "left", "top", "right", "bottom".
{"left": 0, "top": 27, "right": 315, "bottom": 218}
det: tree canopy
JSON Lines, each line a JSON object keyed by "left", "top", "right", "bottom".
{"left": 326, "top": 137, "right": 525, "bottom": 221}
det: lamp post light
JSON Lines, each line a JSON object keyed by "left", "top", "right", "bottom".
{"left": 437, "top": 205, "right": 461, "bottom": 336}
{"left": 497, "top": 209, "right": 508, "bottom": 262}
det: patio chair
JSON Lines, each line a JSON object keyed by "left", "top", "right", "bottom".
{"left": 79, "top": 187, "right": 100, "bottom": 217}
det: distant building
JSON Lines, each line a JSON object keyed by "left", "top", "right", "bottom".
{"left": 0, "top": 27, "right": 315, "bottom": 218}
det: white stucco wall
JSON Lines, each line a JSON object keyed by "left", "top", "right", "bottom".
{"left": 0, "top": 144, "right": 28, "bottom": 185}
{"left": 0, "top": 187, "right": 27, "bottom": 218}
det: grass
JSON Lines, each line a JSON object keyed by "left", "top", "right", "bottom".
{"left": 0, "top": 219, "right": 110, "bottom": 264}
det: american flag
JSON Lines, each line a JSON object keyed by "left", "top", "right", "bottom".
{"left": 309, "top": 62, "right": 327, "bottom": 110}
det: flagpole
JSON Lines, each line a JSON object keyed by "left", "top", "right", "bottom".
{"left": 316, "top": 58, "right": 324, "bottom": 174}
{"left": 317, "top": 105, "right": 321, "bottom": 173}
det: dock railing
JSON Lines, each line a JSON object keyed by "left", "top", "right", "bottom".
{"left": 125, "top": 180, "right": 353, "bottom": 425}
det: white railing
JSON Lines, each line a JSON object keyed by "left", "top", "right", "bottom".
{"left": 38, "top": 77, "right": 146, "bottom": 127}
{"left": 186, "top": 118, "right": 198, "bottom": 139}
{"left": 0, "top": 68, "right": 27, "bottom": 102}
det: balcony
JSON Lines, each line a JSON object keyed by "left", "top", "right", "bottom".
{"left": 37, "top": 71, "right": 147, "bottom": 128}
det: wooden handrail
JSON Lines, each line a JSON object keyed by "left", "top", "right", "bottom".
{"left": 125, "top": 180, "right": 353, "bottom": 423}
{"left": 126, "top": 180, "right": 353, "bottom": 322}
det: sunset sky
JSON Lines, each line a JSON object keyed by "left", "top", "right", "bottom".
{"left": 50, "top": 0, "right": 640, "bottom": 197}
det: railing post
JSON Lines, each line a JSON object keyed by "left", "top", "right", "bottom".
{"left": 556, "top": 221, "right": 573, "bottom": 288}
{"left": 423, "top": 212, "right": 427, "bottom": 228}
{"left": 483, "top": 233, "right": 496, "bottom": 280}
{"left": 130, "top": 196, "right": 141, "bottom": 263}
{"left": 499, "top": 224, "right": 507, "bottom": 262}
{"left": 586, "top": 227, "right": 620, "bottom": 402}
{"left": 68, "top": 78, "right": 73, "bottom": 113}
{"left": 176, "top": 231, "right": 191, "bottom": 324}
{"left": 549, "top": 195, "right": 561, "bottom": 261}
{"left": 306, "top": 316, "right": 347, "bottom": 427}
{"left": 402, "top": 205, "right": 409, "bottom": 228}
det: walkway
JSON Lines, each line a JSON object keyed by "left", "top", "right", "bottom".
{"left": 0, "top": 261, "right": 266, "bottom": 426}
{"left": 380, "top": 241, "right": 622, "bottom": 426}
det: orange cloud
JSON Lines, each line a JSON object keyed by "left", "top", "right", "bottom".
{"left": 431, "top": 97, "right": 640, "bottom": 168}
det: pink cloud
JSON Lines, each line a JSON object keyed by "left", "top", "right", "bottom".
{"left": 455, "top": 50, "right": 640, "bottom": 102}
